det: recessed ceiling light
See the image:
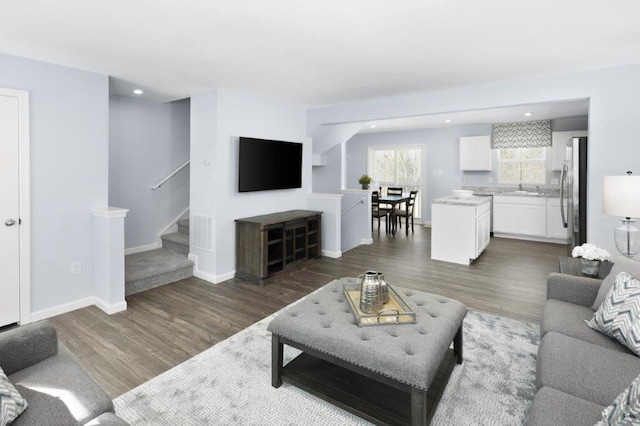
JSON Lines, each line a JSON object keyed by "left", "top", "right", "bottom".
{"left": 370, "top": 124, "right": 377, "bottom": 128}
{"left": 133, "top": 89, "right": 144, "bottom": 95}
{"left": 445, "top": 119, "right": 452, "bottom": 123}
{"left": 524, "top": 112, "right": 533, "bottom": 117}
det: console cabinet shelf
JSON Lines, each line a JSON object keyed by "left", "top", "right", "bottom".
{"left": 236, "top": 210, "right": 322, "bottom": 284}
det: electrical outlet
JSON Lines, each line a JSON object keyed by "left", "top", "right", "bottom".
{"left": 71, "top": 261, "right": 82, "bottom": 276}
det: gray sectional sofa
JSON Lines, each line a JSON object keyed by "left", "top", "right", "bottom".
{"left": 528, "top": 257, "right": 640, "bottom": 425}
{"left": 0, "top": 320, "right": 128, "bottom": 425}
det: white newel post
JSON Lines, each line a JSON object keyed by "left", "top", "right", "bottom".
{"left": 92, "top": 207, "right": 129, "bottom": 314}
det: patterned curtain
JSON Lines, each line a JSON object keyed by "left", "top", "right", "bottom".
{"left": 491, "top": 120, "right": 552, "bottom": 149}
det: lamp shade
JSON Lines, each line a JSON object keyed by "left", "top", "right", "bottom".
{"left": 603, "top": 175, "right": 640, "bottom": 218}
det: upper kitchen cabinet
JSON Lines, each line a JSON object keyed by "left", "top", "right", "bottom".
{"left": 551, "top": 130, "right": 588, "bottom": 171}
{"left": 459, "top": 135, "right": 492, "bottom": 171}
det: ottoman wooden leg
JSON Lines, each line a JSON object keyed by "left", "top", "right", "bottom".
{"left": 410, "top": 387, "right": 428, "bottom": 426}
{"left": 272, "top": 334, "right": 283, "bottom": 388}
{"left": 453, "top": 324, "right": 463, "bottom": 364}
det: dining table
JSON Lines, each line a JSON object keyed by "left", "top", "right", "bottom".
{"left": 377, "top": 194, "right": 409, "bottom": 236}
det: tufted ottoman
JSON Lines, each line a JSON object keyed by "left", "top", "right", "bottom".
{"left": 267, "top": 277, "right": 466, "bottom": 425}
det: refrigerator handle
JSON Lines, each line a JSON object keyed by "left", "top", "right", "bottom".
{"left": 560, "top": 163, "right": 568, "bottom": 228}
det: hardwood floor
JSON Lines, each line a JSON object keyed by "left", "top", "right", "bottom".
{"left": 49, "top": 226, "right": 565, "bottom": 399}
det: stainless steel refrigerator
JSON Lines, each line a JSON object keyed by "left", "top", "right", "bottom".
{"left": 560, "top": 137, "right": 588, "bottom": 252}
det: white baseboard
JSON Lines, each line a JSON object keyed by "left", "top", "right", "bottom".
{"left": 31, "top": 296, "right": 128, "bottom": 322}
{"left": 214, "top": 270, "right": 236, "bottom": 283}
{"left": 188, "top": 253, "right": 235, "bottom": 284}
{"left": 125, "top": 243, "right": 158, "bottom": 255}
{"left": 30, "top": 297, "right": 94, "bottom": 322}
{"left": 95, "top": 298, "right": 127, "bottom": 315}
{"left": 322, "top": 249, "right": 342, "bottom": 258}
{"left": 361, "top": 238, "right": 373, "bottom": 245}
{"left": 493, "top": 233, "right": 568, "bottom": 245}
{"left": 423, "top": 221, "right": 432, "bottom": 227}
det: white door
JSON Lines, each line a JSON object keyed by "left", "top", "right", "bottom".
{"left": 0, "top": 94, "right": 20, "bottom": 327}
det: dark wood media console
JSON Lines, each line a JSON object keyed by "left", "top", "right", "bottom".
{"left": 235, "top": 210, "right": 322, "bottom": 284}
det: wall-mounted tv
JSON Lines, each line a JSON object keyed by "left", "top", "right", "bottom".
{"left": 238, "top": 137, "right": 303, "bottom": 192}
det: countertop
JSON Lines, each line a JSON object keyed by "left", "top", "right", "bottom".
{"left": 462, "top": 186, "right": 560, "bottom": 198}
{"left": 433, "top": 196, "right": 491, "bottom": 207}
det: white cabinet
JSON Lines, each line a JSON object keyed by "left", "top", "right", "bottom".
{"left": 546, "top": 198, "right": 569, "bottom": 240}
{"left": 475, "top": 208, "right": 491, "bottom": 257}
{"left": 460, "top": 136, "right": 492, "bottom": 171}
{"left": 431, "top": 200, "right": 491, "bottom": 265}
{"left": 493, "top": 196, "right": 546, "bottom": 237}
{"left": 551, "top": 130, "right": 588, "bottom": 171}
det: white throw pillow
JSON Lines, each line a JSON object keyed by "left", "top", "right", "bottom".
{"left": 595, "top": 372, "right": 640, "bottom": 425}
{"left": 586, "top": 272, "right": 640, "bottom": 356}
{"left": 592, "top": 256, "right": 640, "bottom": 310}
{"left": 0, "top": 366, "right": 28, "bottom": 426}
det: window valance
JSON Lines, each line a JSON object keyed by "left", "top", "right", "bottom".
{"left": 491, "top": 120, "right": 551, "bottom": 149}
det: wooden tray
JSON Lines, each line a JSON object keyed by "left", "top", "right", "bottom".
{"left": 343, "top": 284, "right": 417, "bottom": 327}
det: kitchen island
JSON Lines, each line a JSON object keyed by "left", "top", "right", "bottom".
{"left": 431, "top": 196, "right": 491, "bottom": 265}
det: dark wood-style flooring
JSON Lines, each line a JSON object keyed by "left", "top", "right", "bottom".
{"left": 49, "top": 226, "right": 565, "bottom": 399}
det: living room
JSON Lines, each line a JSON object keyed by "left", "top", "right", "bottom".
{"left": 2, "top": 1, "right": 640, "bottom": 425}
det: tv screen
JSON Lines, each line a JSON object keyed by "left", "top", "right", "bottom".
{"left": 238, "top": 137, "right": 303, "bottom": 192}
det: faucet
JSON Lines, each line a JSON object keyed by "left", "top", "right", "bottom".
{"left": 536, "top": 185, "right": 540, "bottom": 193}
{"left": 518, "top": 182, "right": 523, "bottom": 191}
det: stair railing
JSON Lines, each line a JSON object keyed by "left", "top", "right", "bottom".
{"left": 341, "top": 197, "right": 365, "bottom": 215}
{"left": 151, "top": 160, "right": 190, "bottom": 190}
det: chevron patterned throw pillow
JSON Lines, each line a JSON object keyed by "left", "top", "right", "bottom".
{"left": 586, "top": 272, "right": 640, "bottom": 356}
{"left": 0, "top": 366, "right": 28, "bottom": 426}
{"left": 595, "top": 373, "right": 640, "bottom": 425}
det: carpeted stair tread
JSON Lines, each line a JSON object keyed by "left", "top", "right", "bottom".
{"left": 125, "top": 248, "right": 193, "bottom": 283}
{"left": 177, "top": 218, "right": 189, "bottom": 229}
{"left": 161, "top": 232, "right": 189, "bottom": 245}
{"left": 161, "top": 232, "right": 189, "bottom": 255}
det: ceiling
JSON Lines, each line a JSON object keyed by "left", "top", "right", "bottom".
{"left": 1, "top": 1, "right": 640, "bottom": 107}
{"left": 359, "top": 99, "right": 589, "bottom": 134}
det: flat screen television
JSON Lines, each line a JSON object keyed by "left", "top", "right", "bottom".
{"left": 238, "top": 137, "right": 303, "bottom": 192}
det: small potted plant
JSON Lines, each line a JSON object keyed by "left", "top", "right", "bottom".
{"left": 572, "top": 243, "right": 611, "bottom": 276}
{"left": 358, "top": 174, "right": 372, "bottom": 190}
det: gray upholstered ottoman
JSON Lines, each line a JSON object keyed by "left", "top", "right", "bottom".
{"left": 267, "top": 277, "right": 466, "bottom": 425}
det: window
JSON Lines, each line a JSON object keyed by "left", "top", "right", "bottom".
{"left": 368, "top": 145, "right": 423, "bottom": 219}
{"left": 498, "top": 147, "right": 546, "bottom": 184}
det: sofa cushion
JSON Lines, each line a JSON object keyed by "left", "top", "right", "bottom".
{"left": 592, "top": 255, "right": 640, "bottom": 310}
{"left": 0, "top": 366, "right": 28, "bottom": 425}
{"left": 527, "top": 386, "right": 603, "bottom": 426}
{"left": 8, "top": 345, "right": 114, "bottom": 425}
{"left": 541, "top": 299, "right": 631, "bottom": 354}
{"left": 10, "top": 385, "right": 78, "bottom": 426}
{"left": 596, "top": 372, "right": 640, "bottom": 425}
{"left": 586, "top": 272, "right": 640, "bottom": 356}
{"left": 536, "top": 332, "right": 640, "bottom": 407}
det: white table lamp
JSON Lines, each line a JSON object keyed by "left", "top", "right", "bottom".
{"left": 603, "top": 172, "right": 640, "bottom": 258}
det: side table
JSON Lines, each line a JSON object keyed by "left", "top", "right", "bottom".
{"left": 558, "top": 256, "right": 613, "bottom": 279}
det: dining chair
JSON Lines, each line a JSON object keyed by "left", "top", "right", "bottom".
{"left": 371, "top": 191, "right": 390, "bottom": 234}
{"left": 395, "top": 190, "right": 418, "bottom": 235}
{"left": 386, "top": 187, "right": 404, "bottom": 229}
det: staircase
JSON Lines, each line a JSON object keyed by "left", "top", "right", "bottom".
{"left": 125, "top": 218, "right": 194, "bottom": 296}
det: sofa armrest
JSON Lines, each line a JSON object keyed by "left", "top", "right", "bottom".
{"left": 0, "top": 320, "right": 58, "bottom": 375}
{"left": 546, "top": 273, "right": 602, "bottom": 307}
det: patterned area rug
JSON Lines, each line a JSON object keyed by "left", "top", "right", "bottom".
{"left": 114, "top": 309, "right": 539, "bottom": 425}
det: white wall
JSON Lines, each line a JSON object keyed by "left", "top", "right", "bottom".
{"left": 190, "top": 89, "right": 308, "bottom": 281}
{"left": 312, "top": 143, "right": 342, "bottom": 193}
{"left": 308, "top": 63, "right": 640, "bottom": 257}
{"left": 0, "top": 52, "right": 109, "bottom": 314}
{"left": 109, "top": 95, "right": 190, "bottom": 249}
